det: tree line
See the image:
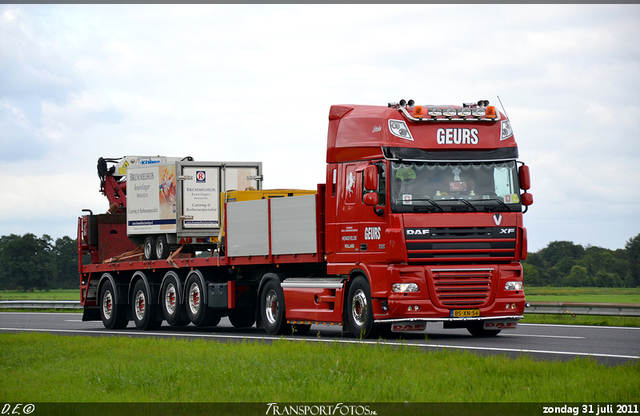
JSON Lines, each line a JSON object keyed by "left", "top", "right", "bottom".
{"left": 523, "top": 233, "right": 640, "bottom": 287}
{"left": 0, "top": 234, "right": 77, "bottom": 291}
{"left": 0, "top": 232, "right": 639, "bottom": 291}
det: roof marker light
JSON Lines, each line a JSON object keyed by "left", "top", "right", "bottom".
{"left": 427, "top": 107, "right": 442, "bottom": 117}
{"left": 457, "top": 107, "right": 472, "bottom": 117}
{"left": 442, "top": 107, "right": 457, "bottom": 117}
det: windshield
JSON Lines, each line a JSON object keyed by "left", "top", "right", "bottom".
{"left": 390, "top": 160, "right": 521, "bottom": 213}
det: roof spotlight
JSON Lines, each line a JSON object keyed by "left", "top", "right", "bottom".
{"left": 399, "top": 99, "right": 407, "bottom": 107}
{"left": 407, "top": 99, "right": 415, "bottom": 107}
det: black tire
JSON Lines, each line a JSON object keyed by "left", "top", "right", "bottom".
{"left": 185, "top": 272, "right": 220, "bottom": 327}
{"left": 228, "top": 308, "right": 256, "bottom": 328}
{"left": 99, "top": 279, "right": 128, "bottom": 330}
{"left": 143, "top": 236, "right": 156, "bottom": 261}
{"left": 155, "top": 235, "right": 171, "bottom": 260}
{"left": 161, "top": 273, "right": 190, "bottom": 327}
{"left": 466, "top": 322, "right": 501, "bottom": 337}
{"left": 347, "top": 276, "right": 375, "bottom": 339}
{"left": 132, "top": 280, "right": 161, "bottom": 330}
{"left": 259, "top": 279, "right": 291, "bottom": 335}
{"left": 291, "top": 324, "right": 311, "bottom": 335}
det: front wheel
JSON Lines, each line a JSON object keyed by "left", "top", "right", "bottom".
{"left": 347, "top": 276, "right": 375, "bottom": 339}
{"left": 466, "top": 322, "right": 501, "bottom": 337}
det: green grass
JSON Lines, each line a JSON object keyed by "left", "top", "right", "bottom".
{"left": 0, "top": 332, "right": 638, "bottom": 403}
{"left": 0, "top": 289, "right": 79, "bottom": 301}
{"left": 525, "top": 287, "right": 640, "bottom": 304}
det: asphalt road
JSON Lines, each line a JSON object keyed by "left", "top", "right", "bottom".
{"left": 1, "top": 312, "right": 638, "bottom": 366}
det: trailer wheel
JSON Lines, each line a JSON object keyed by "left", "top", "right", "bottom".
{"left": 185, "top": 273, "right": 220, "bottom": 327}
{"left": 229, "top": 308, "right": 256, "bottom": 328}
{"left": 155, "top": 235, "right": 170, "bottom": 260}
{"left": 132, "top": 280, "right": 161, "bottom": 330}
{"left": 143, "top": 237, "right": 156, "bottom": 261}
{"left": 161, "top": 275, "right": 190, "bottom": 327}
{"left": 347, "top": 276, "right": 375, "bottom": 339}
{"left": 100, "top": 280, "right": 128, "bottom": 330}
{"left": 466, "top": 322, "right": 501, "bottom": 337}
{"left": 259, "top": 279, "right": 291, "bottom": 335}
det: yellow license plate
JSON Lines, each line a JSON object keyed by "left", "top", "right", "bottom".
{"left": 451, "top": 309, "right": 480, "bottom": 317}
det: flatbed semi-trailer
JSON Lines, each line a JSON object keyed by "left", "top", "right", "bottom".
{"left": 79, "top": 99, "right": 533, "bottom": 338}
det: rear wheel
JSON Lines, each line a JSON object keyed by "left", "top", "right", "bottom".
{"left": 185, "top": 272, "right": 220, "bottom": 327}
{"left": 100, "top": 279, "right": 128, "bottom": 330}
{"left": 260, "top": 279, "right": 291, "bottom": 335}
{"left": 143, "top": 237, "right": 156, "bottom": 261}
{"left": 155, "top": 235, "right": 171, "bottom": 260}
{"left": 229, "top": 307, "right": 256, "bottom": 328}
{"left": 132, "top": 280, "right": 161, "bottom": 330}
{"left": 161, "top": 273, "right": 190, "bottom": 327}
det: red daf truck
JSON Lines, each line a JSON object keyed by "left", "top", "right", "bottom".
{"left": 78, "top": 99, "right": 533, "bottom": 338}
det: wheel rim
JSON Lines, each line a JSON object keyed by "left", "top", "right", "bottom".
{"left": 188, "top": 282, "right": 201, "bottom": 316}
{"left": 134, "top": 290, "right": 146, "bottom": 321}
{"left": 156, "top": 238, "right": 165, "bottom": 259}
{"left": 264, "top": 289, "right": 279, "bottom": 325}
{"left": 351, "top": 289, "right": 368, "bottom": 327}
{"left": 164, "top": 283, "right": 177, "bottom": 316}
{"left": 144, "top": 239, "right": 153, "bottom": 259}
{"left": 102, "top": 290, "right": 113, "bottom": 320}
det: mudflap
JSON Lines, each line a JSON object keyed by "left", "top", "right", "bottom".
{"left": 82, "top": 308, "right": 101, "bottom": 322}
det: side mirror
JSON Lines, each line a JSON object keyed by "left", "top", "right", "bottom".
{"left": 522, "top": 192, "right": 533, "bottom": 206}
{"left": 364, "top": 165, "right": 378, "bottom": 191}
{"left": 519, "top": 165, "right": 531, "bottom": 191}
{"left": 363, "top": 192, "right": 379, "bottom": 206}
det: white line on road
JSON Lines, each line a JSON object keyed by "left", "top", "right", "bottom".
{"left": 0, "top": 326, "right": 637, "bottom": 361}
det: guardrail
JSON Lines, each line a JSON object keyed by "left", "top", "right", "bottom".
{"left": 0, "top": 300, "right": 82, "bottom": 309}
{"left": 1, "top": 300, "right": 639, "bottom": 317}
{"left": 527, "top": 301, "right": 640, "bottom": 317}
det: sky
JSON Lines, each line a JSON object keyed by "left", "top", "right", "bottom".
{"left": 1, "top": 4, "right": 639, "bottom": 253}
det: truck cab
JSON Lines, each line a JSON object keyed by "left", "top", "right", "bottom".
{"left": 324, "top": 100, "right": 532, "bottom": 336}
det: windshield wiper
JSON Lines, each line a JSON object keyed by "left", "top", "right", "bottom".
{"left": 411, "top": 198, "right": 444, "bottom": 212}
{"left": 454, "top": 199, "right": 478, "bottom": 212}
{"left": 480, "top": 198, "right": 511, "bottom": 212}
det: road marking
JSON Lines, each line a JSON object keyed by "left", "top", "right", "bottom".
{"left": 0, "top": 327, "right": 637, "bottom": 361}
{"left": 501, "top": 333, "right": 585, "bottom": 339}
{"left": 520, "top": 323, "right": 640, "bottom": 331}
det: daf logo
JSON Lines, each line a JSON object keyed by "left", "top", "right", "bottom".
{"left": 406, "top": 228, "right": 430, "bottom": 236}
{"left": 492, "top": 214, "right": 503, "bottom": 226}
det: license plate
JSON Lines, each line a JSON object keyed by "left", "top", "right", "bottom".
{"left": 450, "top": 309, "right": 480, "bottom": 318}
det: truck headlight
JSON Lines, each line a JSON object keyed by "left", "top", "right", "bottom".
{"left": 392, "top": 283, "right": 419, "bottom": 293}
{"left": 505, "top": 281, "right": 523, "bottom": 291}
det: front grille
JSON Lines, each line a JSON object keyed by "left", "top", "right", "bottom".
{"left": 405, "top": 227, "right": 516, "bottom": 262}
{"left": 431, "top": 268, "right": 493, "bottom": 308}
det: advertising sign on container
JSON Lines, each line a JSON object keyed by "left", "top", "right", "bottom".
{"left": 127, "top": 163, "right": 177, "bottom": 235}
{"left": 182, "top": 167, "right": 220, "bottom": 229}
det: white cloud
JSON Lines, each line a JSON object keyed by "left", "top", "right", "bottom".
{"left": 1, "top": 4, "right": 639, "bottom": 252}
